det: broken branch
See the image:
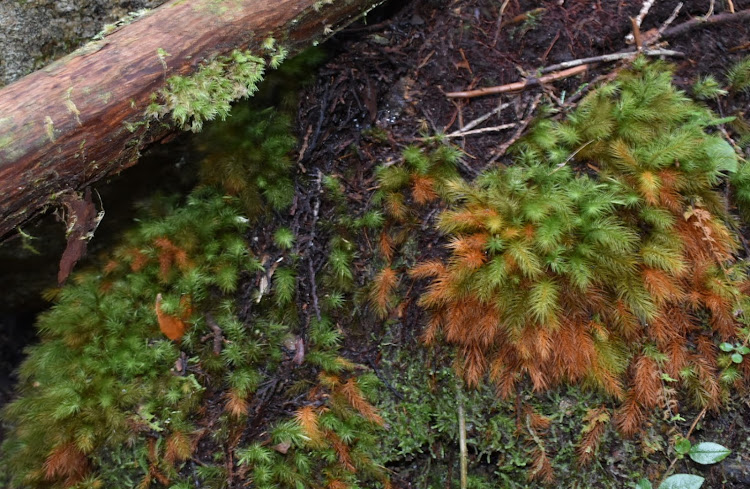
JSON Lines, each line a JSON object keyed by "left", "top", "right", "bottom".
{"left": 446, "top": 65, "right": 588, "bottom": 99}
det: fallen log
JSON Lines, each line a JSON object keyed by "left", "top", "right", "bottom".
{"left": 0, "top": 0, "right": 382, "bottom": 241}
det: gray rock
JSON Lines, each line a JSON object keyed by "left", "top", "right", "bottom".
{"left": 0, "top": 0, "right": 167, "bottom": 87}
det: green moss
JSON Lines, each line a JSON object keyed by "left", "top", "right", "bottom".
{"left": 145, "top": 41, "right": 290, "bottom": 133}
{"left": 1, "top": 48, "right": 388, "bottom": 488}
{"left": 369, "top": 59, "right": 748, "bottom": 483}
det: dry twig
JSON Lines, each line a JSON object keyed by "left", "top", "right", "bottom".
{"left": 539, "top": 48, "right": 684, "bottom": 74}
{"left": 487, "top": 93, "right": 542, "bottom": 166}
{"left": 660, "top": 8, "right": 750, "bottom": 39}
{"left": 657, "top": 2, "right": 683, "bottom": 37}
{"left": 446, "top": 123, "right": 516, "bottom": 139}
{"left": 492, "top": 0, "right": 511, "bottom": 47}
{"left": 446, "top": 65, "right": 588, "bottom": 99}
{"left": 205, "top": 313, "right": 224, "bottom": 356}
{"left": 458, "top": 102, "right": 511, "bottom": 133}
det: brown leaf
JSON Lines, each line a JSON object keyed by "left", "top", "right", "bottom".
{"left": 272, "top": 440, "right": 291, "bottom": 454}
{"left": 57, "top": 188, "right": 101, "bottom": 285}
{"left": 155, "top": 293, "right": 187, "bottom": 341}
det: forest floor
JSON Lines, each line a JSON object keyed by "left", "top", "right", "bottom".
{"left": 289, "top": 0, "right": 750, "bottom": 487}
{"left": 2, "top": 0, "right": 750, "bottom": 487}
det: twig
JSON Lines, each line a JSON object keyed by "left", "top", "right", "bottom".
{"left": 657, "top": 2, "right": 683, "bottom": 37}
{"left": 366, "top": 359, "right": 404, "bottom": 400}
{"left": 492, "top": 0, "right": 511, "bottom": 47}
{"left": 446, "top": 123, "right": 516, "bottom": 138}
{"left": 625, "top": 0, "right": 657, "bottom": 44}
{"left": 307, "top": 171, "right": 323, "bottom": 323}
{"left": 705, "top": 0, "right": 715, "bottom": 19}
{"left": 635, "top": 0, "right": 657, "bottom": 27}
{"left": 446, "top": 65, "right": 588, "bottom": 99}
{"left": 718, "top": 126, "right": 744, "bottom": 155}
{"left": 631, "top": 17, "right": 644, "bottom": 51}
{"left": 458, "top": 102, "right": 511, "bottom": 133}
{"left": 728, "top": 0, "right": 735, "bottom": 14}
{"left": 457, "top": 382, "right": 468, "bottom": 489}
{"left": 550, "top": 140, "right": 594, "bottom": 173}
{"left": 487, "top": 93, "right": 542, "bottom": 165}
{"left": 660, "top": 8, "right": 750, "bottom": 39}
{"left": 539, "top": 48, "right": 684, "bottom": 74}
{"left": 205, "top": 313, "right": 224, "bottom": 355}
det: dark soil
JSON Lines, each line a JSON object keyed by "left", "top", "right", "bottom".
{"left": 2, "top": 0, "right": 750, "bottom": 486}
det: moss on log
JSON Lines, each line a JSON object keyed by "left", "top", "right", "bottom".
{"left": 0, "top": 0, "right": 382, "bottom": 241}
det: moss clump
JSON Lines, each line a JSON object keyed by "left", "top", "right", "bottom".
{"left": 365, "top": 61, "right": 748, "bottom": 482}
{"left": 145, "top": 41, "right": 288, "bottom": 133}
{"left": 2, "top": 184, "right": 387, "bottom": 489}
{"left": 194, "top": 47, "right": 326, "bottom": 216}
{"left": 2, "top": 46, "right": 387, "bottom": 487}
{"left": 1, "top": 189, "right": 255, "bottom": 486}
{"left": 413, "top": 60, "right": 747, "bottom": 430}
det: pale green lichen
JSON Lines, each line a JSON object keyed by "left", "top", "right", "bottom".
{"left": 146, "top": 43, "right": 288, "bottom": 133}
{"left": 64, "top": 87, "right": 81, "bottom": 126}
{"left": 44, "top": 116, "right": 55, "bottom": 143}
{"left": 156, "top": 48, "right": 171, "bottom": 72}
{"left": 313, "top": 0, "right": 334, "bottom": 12}
{"left": 92, "top": 9, "right": 150, "bottom": 40}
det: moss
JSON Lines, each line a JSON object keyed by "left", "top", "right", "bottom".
{"left": 370, "top": 59, "right": 748, "bottom": 482}
{"left": 374, "top": 329, "right": 648, "bottom": 488}
{"left": 1, "top": 48, "right": 388, "bottom": 489}
{"left": 145, "top": 41, "right": 289, "bottom": 133}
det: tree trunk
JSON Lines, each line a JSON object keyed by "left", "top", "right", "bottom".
{"left": 0, "top": 0, "right": 381, "bottom": 241}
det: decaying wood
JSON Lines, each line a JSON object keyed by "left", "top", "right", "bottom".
{"left": 0, "top": 0, "right": 382, "bottom": 241}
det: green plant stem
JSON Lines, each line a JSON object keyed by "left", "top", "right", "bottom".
{"left": 658, "top": 406, "right": 708, "bottom": 486}
{"left": 457, "top": 382, "right": 468, "bottom": 489}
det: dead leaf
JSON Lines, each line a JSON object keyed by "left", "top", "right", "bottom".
{"left": 272, "top": 440, "right": 291, "bottom": 454}
{"left": 155, "top": 293, "right": 187, "bottom": 341}
{"left": 57, "top": 188, "right": 103, "bottom": 284}
{"left": 256, "top": 256, "right": 283, "bottom": 303}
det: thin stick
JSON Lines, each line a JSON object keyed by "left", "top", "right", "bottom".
{"left": 539, "top": 48, "right": 684, "bottom": 74}
{"left": 457, "top": 383, "right": 468, "bottom": 489}
{"left": 631, "top": 17, "right": 644, "bottom": 51}
{"left": 487, "top": 93, "right": 542, "bottom": 165}
{"left": 625, "top": 0, "right": 657, "bottom": 44}
{"left": 446, "top": 65, "right": 588, "bottom": 99}
{"left": 550, "top": 140, "right": 594, "bottom": 173}
{"left": 458, "top": 102, "right": 511, "bottom": 133}
{"left": 492, "top": 0, "right": 511, "bottom": 46}
{"left": 660, "top": 8, "right": 750, "bottom": 39}
{"left": 635, "top": 0, "right": 657, "bottom": 26}
{"left": 657, "top": 2, "right": 683, "bottom": 37}
{"left": 307, "top": 171, "right": 322, "bottom": 323}
{"left": 705, "top": 0, "right": 715, "bottom": 19}
{"left": 446, "top": 123, "right": 516, "bottom": 138}
{"left": 205, "top": 313, "right": 224, "bottom": 355}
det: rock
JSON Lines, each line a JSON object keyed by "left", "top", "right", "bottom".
{"left": 0, "top": 0, "right": 167, "bottom": 87}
